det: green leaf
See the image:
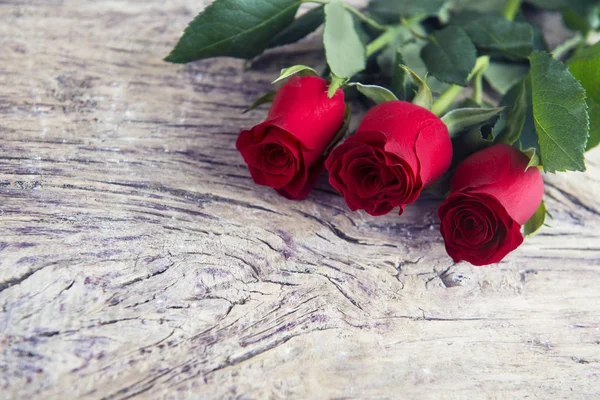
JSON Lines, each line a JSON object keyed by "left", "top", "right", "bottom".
{"left": 272, "top": 65, "right": 318, "bottom": 84}
{"left": 243, "top": 91, "right": 276, "bottom": 113}
{"left": 465, "top": 124, "right": 495, "bottom": 147}
{"left": 398, "top": 64, "right": 432, "bottom": 110}
{"left": 398, "top": 40, "right": 450, "bottom": 94}
{"left": 523, "top": 200, "right": 547, "bottom": 238}
{"left": 165, "top": 0, "right": 301, "bottom": 63}
{"left": 568, "top": 42, "right": 600, "bottom": 150}
{"left": 441, "top": 107, "right": 505, "bottom": 137}
{"left": 562, "top": 7, "right": 591, "bottom": 33}
{"left": 498, "top": 81, "right": 528, "bottom": 145}
{"left": 561, "top": 0, "right": 600, "bottom": 34}
{"left": 515, "top": 14, "right": 548, "bottom": 52}
{"left": 452, "top": 122, "right": 497, "bottom": 163}
{"left": 375, "top": 23, "right": 449, "bottom": 94}
{"left": 524, "top": 0, "right": 566, "bottom": 10}
{"left": 484, "top": 62, "right": 530, "bottom": 95}
{"left": 453, "top": 0, "right": 506, "bottom": 12}
{"left": 499, "top": 78, "right": 539, "bottom": 153}
{"left": 352, "top": 83, "right": 398, "bottom": 104}
{"left": 449, "top": 102, "right": 501, "bottom": 161}
{"left": 532, "top": 26, "right": 549, "bottom": 52}
{"left": 323, "top": 0, "right": 366, "bottom": 79}
{"left": 368, "top": 0, "right": 446, "bottom": 23}
{"left": 325, "top": 105, "right": 352, "bottom": 155}
{"left": 529, "top": 51, "right": 589, "bottom": 172}
{"left": 268, "top": 6, "right": 324, "bottom": 48}
{"left": 461, "top": 16, "right": 534, "bottom": 60}
{"left": 566, "top": 0, "right": 600, "bottom": 19}
{"left": 421, "top": 26, "right": 477, "bottom": 86}
{"left": 375, "top": 28, "right": 413, "bottom": 99}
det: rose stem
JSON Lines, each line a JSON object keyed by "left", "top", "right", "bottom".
{"left": 343, "top": 5, "right": 387, "bottom": 32}
{"left": 471, "top": 57, "right": 489, "bottom": 105}
{"left": 302, "top": 0, "right": 387, "bottom": 32}
{"left": 366, "top": 26, "right": 405, "bottom": 57}
{"left": 431, "top": 86, "right": 463, "bottom": 117}
{"left": 366, "top": 14, "right": 428, "bottom": 57}
{"left": 431, "top": 56, "right": 490, "bottom": 116}
{"left": 400, "top": 16, "right": 429, "bottom": 41}
{"left": 551, "top": 32, "right": 589, "bottom": 60}
{"left": 503, "top": 0, "right": 522, "bottom": 21}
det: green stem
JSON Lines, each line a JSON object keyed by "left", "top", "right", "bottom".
{"left": 431, "top": 56, "right": 490, "bottom": 116}
{"left": 503, "top": 0, "right": 522, "bottom": 21}
{"left": 551, "top": 33, "right": 583, "bottom": 60}
{"left": 366, "top": 26, "right": 404, "bottom": 57}
{"left": 472, "top": 74, "right": 484, "bottom": 105}
{"left": 471, "top": 56, "right": 490, "bottom": 105}
{"left": 552, "top": 31, "right": 591, "bottom": 60}
{"left": 344, "top": 4, "right": 387, "bottom": 31}
{"left": 431, "top": 85, "right": 463, "bottom": 117}
{"left": 364, "top": 16, "right": 426, "bottom": 57}
{"left": 401, "top": 17, "right": 429, "bottom": 41}
{"left": 302, "top": 0, "right": 387, "bottom": 31}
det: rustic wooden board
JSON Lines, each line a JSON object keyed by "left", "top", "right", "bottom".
{"left": 1, "top": 1, "right": 599, "bottom": 399}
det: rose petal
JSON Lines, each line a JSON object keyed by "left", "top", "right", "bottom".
{"left": 451, "top": 144, "right": 544, "bottom": 225}
{"left": 264, "top": 75, "right": 346, "bottom": 152}
{"left": 438, "top": 192, "right": 524, "bottom": 266}
{"left": 277, "top": 156, "right": 325, "bottom": 200}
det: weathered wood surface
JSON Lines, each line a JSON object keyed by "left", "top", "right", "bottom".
{"left": 1, "top": 1, "right": 599, "bottom": 399}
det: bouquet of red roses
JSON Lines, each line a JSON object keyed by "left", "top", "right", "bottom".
{"left": 165, "top": 0, "right": 599, "bottom": 266}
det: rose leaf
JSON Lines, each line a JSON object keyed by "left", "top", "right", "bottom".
{"left": 323, "top": 0, "right": 366, "bottom": 79}
{"left": 568, "top": 42, "right": 600, "bottom": 150}
{"left": 453, "top": 0, "right": 506, "bottom": 13}
{"left": 368, "top": 0, "right": 445, "bottom": 23}
{"left": 529, "top": 51, "right": 589, "bottom": 172}
{"left": 441, "top": 107, "right": 505, "bottom": 138}
{"left": 460, "top": 15, "right": 534, "bottom": 60}
{"left": 562, "top": 0, "right": 600, "bottom": 33}
{"left": 165, "top": 0, "right": 301, "bottom": 63}
{"left": 421, "top": 26, "right": 477, "bottom": 86}
{"left": 484, "top": 61, "right": 529, "bottom": 95}
{"left": 268, "top": 6, "right": 324, "bottom": 48}
{"left": 524, "top": 0, "right": 565, "bottom": 10}
{"left": 497, "top": 81, "right": 528, "bottom": 145}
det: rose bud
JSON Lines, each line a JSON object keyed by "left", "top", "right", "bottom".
{"left": 236, "top": 75, "right": 345, "bottom": 200}
{"left": 438, "top": 144, "right": 544, "bottom": 266}
{"left": 325, "top": 101, "right": 452, "bottom": 216}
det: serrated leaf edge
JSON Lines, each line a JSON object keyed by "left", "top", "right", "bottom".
{"left": 165, "top": 0, "right": 302, "bottom": 63}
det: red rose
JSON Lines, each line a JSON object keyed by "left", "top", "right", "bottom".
{"left": 438, "top": 144, "right": 544, "bottom": 266}
{"left": 325, "top": 101, "right": 452, "bottom": 216}
{"left": 236, "top": 75, "right": 345, "bottom": 200}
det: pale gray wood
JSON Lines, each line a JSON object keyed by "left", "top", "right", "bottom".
{"left": 1, "top": 1, "right": 599, "bottom": 399}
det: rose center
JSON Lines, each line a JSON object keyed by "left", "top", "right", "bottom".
{"left": 452, "top": 206, "right": 495, "bottom": 248}
{"left": 264, "top": 143, "right": 290, "bottom": 168}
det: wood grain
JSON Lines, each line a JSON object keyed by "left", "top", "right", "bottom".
{"left": 1, "top": 1, "right": 599, "bottom": 399}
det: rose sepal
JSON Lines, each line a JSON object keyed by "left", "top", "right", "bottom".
{"left": 398, "top": 64, "right": 432, "bottom": 110}
{"left": 272, "top": 65, "right": 319, "bottom": 84}
{"left": 523, "top": 200, "right": 548, "bottom": 238}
